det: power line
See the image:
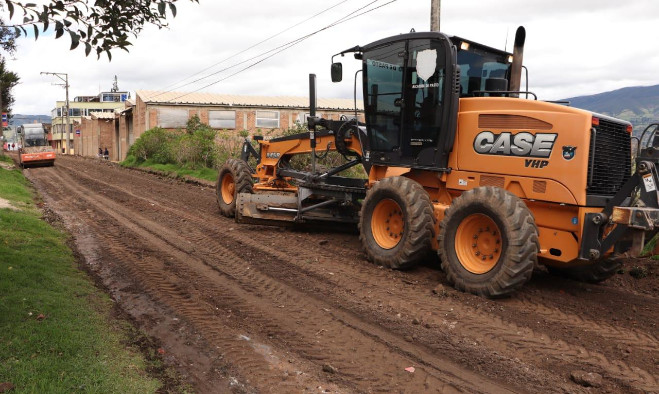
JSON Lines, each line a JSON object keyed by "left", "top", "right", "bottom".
{"left": 167, "top": 0, "right": 397, "bottom": 102}
{"left": 156, "top": 0, "right": 349, "bottom": 95}
{"left": 160, "top": 0, "right": 380, "bottom": 98}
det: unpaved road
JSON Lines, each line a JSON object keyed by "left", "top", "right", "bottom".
{"left": 21, "top": 155, "right": 658, "bottom": 393}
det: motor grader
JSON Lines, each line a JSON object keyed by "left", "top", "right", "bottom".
{"left": 216, "top": 27, "right": 659, "bottom": 297}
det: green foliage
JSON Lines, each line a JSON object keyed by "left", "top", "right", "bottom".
{"left": 1, "top": 0, "right": 198, "bottom": 59}
{"left": 0, "top": 164, "right": 161, "bottom": 392}
{"left": 125, "top": 117, "right": 242, "bottom": 171}
{"left": 0, "top": 58, "right": 20, "bottom": 115}
{"left": 126, "top": 127, "right": 176, "bottom": 164}
{"left": 124, "top": 118, "right": 367, "bottom": 181}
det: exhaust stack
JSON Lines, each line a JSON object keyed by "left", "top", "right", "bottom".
{"left": 509, "top": 26, "right": 526, "bottom": 97}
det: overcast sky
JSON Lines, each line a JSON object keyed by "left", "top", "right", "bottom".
{"left": 4, "top": 0, "right": 659, "bottom": 115}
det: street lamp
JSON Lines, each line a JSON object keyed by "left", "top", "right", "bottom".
{"left": 41, "top": 72, "right": 70, "bottom": 154}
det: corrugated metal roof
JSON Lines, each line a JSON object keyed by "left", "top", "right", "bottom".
{"left": 137, "top": 90, "right": 363, "bottom": 111}
{"left": 90, "top": 111, "right": 116, "bottom": 120}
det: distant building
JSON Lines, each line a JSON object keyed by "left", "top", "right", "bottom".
{"left": 133, "top": 90, "right": 363, "bottom": 140}
{"left": 49, "top": 88, "right": 130, "bottom": 154}
{"left": 72, "top": 90, "right": 363, "bottom": 162}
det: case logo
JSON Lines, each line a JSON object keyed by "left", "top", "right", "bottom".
{"left": 562, "top": 146, "right": 576, "bottom": 160}
{"left": 473, "top": 131, "right": 557, "bottom": 158}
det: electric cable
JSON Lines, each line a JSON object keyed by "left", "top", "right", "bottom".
{"left": 166, "top": 0, "right": 397, "bottom": 102}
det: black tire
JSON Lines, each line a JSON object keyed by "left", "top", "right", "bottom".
{"left": 438, "top": 187, "right": 538, "bottom": 298}
{"left": 216, "top": 158, "right": 253, "bottom": 217}
{"left": 359, "top": 176, "right": 435, "bottom": 269}
{"left": 546, "top": 259, "right": 621, "bottom": 283}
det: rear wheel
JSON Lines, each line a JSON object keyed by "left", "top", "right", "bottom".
{"left": 439, "top": 187, "right": 538, "bottom": 298}
{"left": 216, "top": 158, "right": 253, "bottom": 217}
{"left": 359, "top": 177, "right": 435, "bottom": 269}
{"left": 546, "top": 259, "right": 621, "bottom": 283}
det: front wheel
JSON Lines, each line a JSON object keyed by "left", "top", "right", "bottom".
{"left": 439, "top": 187, "right": 538, "bottom": 298}
{"left": 216, "top": 158, "right": 253, "bottom": 217}
{"left": 359, "top": 177, "right": 435, "bottom": 269}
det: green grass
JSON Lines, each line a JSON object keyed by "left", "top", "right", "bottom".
{"left": 0, "top": 156, "right": 162, "bottom": 393}
{"left": 122, "top": 156, "right": 218, "bottom": 182}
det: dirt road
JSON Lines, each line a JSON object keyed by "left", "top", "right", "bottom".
{"left": 23, "top": 155, "right": 657, "bottom": 393}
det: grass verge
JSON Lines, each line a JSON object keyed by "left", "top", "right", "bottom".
{"left": 0, "top": 155, "right": 163, "bottom": 393}
{"left": 121, "top": 156, "right": 218, "bottom": 183}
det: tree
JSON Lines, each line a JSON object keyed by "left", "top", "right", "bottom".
{"left": 0, "top": 58, "right": 19, "bottom": 112}
{"left": 1, "top": 0, "right": 198, "bottom": 59}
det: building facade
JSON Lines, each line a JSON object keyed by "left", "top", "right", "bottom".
{"left": 72, "top": 90, "right": 363, "bottom": 162}
{"left": 134, "top": 90, "right": 363, "bottom": 140}
{"left": 50, "top": 89, "right": 130, "bottom": 154}
{"left": 74, "top": 112, "right": 116, "bottom": 159}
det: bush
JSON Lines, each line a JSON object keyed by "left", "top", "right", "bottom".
{"left": 126, "top": 127, "right": 176, "bottom": 164}
{"left": 124, "top": 116, "right": 366, "bottom": 179}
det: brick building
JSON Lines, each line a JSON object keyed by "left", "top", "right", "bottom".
{"left": 134, "top": 90, "right": 363, "bottom": 139}
{"left": 50, "top": 89, "right": 130, "bottom": 154}
{"left": 74, "top": 112, "right": 117, "bottom": 159}
{"left": 73, "top": 90, "right": 363, "bottom": 162}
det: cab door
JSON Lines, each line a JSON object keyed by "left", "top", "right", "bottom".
{"left": 362, "top": 34, "right": 456, "bottom": 170}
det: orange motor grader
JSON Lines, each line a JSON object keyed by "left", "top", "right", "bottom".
{"left": 217, "top": 27, "right": 659, "bottom": 297}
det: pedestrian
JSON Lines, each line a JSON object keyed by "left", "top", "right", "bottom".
{"left": 103, "top": 147, "right": 109, "bottom": 160}
{"left": 98, "top": 147, "right": 102, "bottom": 158}
{"left": 11, "top": 143, "right": 15, "bottom": 150}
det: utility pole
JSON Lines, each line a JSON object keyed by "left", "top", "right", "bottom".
{"left": 430, "top": 0, "right": 440, "bottom": 32}
{"left": 41, "top": 72, "right": 70, "bottom": 154}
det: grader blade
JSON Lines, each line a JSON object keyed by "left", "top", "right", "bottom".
{"left": 235, "top": 192, "right": 298, "bottom": 225}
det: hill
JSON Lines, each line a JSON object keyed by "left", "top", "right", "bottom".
{"left": 563, "top": 85, "right": 659, "bottom": 135}
{"left": 10, "top": 114, "right": 51, "bottom": 127}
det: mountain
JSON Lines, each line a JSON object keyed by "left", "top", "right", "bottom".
{"left": 562, "top": 84, "right": 659, "bottom": 136}
{"left": 10, "top": 114, "right": 51, "bottom": 127}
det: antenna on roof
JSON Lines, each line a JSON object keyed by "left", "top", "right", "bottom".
{"left": 111, "top": 75, "right": 119, "bottom": 92}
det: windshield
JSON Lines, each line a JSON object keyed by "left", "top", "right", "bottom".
{"left": 22, "top": 128, "right": 48, "bottom": 147}
{"left": 24, "top": 137, "right": 49, "bottom": 147}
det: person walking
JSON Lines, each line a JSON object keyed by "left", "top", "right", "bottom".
{"left": 103, "top": 147, "right": 109, "bottom": 160}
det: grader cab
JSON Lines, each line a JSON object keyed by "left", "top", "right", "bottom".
{"left": 217, "top": 27, "right": 659, "bottom": 297}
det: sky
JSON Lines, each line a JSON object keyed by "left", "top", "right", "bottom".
{"left": 4, "top": 0, "right": 659, "bottom": 115}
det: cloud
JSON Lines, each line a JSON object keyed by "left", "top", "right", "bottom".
{"left": 5, "top": 0, "right": 659, "bottom": 115}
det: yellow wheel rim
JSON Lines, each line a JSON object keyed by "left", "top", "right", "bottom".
{"left": 371, "top": 199, "right": 404, "bottom": 249}
{"left": 220, "top": 173, "right": 236, "bottom": 205}
{"left": 455, "top": 213, "right": 502, "bottom": 274}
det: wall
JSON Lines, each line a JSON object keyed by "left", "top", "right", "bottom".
{"left": 133, "top": 99, "right": 362, "bottom": 140}
{"left": 117, "top": 111, "right": 132, "bottom": 162}
{"left": 77, "top": 116, "right": 116, "bottom": 159}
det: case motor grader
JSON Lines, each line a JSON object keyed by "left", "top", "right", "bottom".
{"left": 216, "top": 27, "right": 659, "bottom": 297}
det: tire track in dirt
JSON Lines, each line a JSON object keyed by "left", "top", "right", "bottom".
{"left": 205, "top": 226, "right": 659, "bottom": 392}
{"left": 33, "top": 170, "right": 308, "bottom": 392}
{"left": 46, "top": 157, "right": 659, "bottom": 392}
{"left": 508, "top": 295, "right": 659, "bottom": 352}
{"left": 47, "top": 163, "right": 511, "bottom": 393}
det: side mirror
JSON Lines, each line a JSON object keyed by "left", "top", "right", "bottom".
{"left": 331, "top": 62, "right": 343, "bottom": 83}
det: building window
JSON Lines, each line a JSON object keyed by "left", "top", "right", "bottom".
{"left": 256, "top": 110, "right": 280, "bottom": 128}
{"left": 158, "top": 108, "right": 188, "bottom": 128}
{"left": 296, "top": 112, "right": 312, "bottom": 125}
{"left": 209, "top": 110, "right": 236, "bottom": 129}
